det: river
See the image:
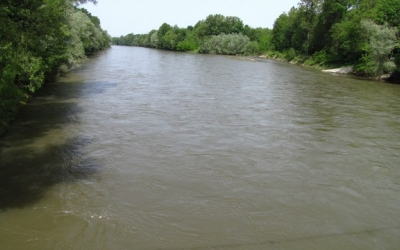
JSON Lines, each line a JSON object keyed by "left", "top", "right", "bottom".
{"left": 1, "top": 46, "right": 400, "bottom": 249}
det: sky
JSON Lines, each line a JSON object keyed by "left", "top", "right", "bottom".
{"left": 83, "top": 0, "right": 300, "bottom": 37}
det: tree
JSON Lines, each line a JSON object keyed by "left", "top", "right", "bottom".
{"left": 313, "top": 0, "right": 348, "bottom": 52}
{"left": 272, "top": 10, "right": 295, "bottom": 51}
{"left": 200, "top": 33, "right": 250, "bottom": 55}
{"left": 296, "top": 0, "right": 322, "bottom": 55}
{"left": 157, "top": 23, "right": 172, "bottom": 49}
{"left": 177, "top": 30, "right": 199, "bottom": 52}
{"left": 330, "top": 19, "right": 364, "bottom": 63}
{"left": 243, "top": 26, "right": 272, "bottom": 52}
{"left": 162, "top": 30, "right": 179, "bottom": 50}
{"left": 370, "top": 0, "right": 400, "bottom": 28}
{"left": 194, "top": 14, "right": 244, "bottom": 38}
{"left": 359, "top": 19, "right": 397, "bottom": 75}
{"left": 1, "top": 0, "right": 110, "bottom": 134}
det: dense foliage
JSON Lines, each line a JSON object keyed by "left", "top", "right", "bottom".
{"left": 200, "top": 33, "right": 252, "bottom": 55}
{"left": 0, "top": 0, "right": 111, "bottom": 135}
{"left": 112, "top": 14, "right": 271, "bottom": 56}
{"left": 114, "top": 0, "right": 400, "bottom": 80}
{"left": 270, "top": 0, "right": 400, "bottom": 77}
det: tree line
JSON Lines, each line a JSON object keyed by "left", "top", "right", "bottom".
{"left": 113, "top": 0, "right": 400, "bottom": 81}
{"left": 0, "top": 0, "right": 111, "bottom": 135}
{"left": 271, "top": 0, "right": 400, "bottom": 79}
{"left": 112, "top": 14, "right": 273, "bottom": 56}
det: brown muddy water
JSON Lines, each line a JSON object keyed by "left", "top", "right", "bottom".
{"left": 1, "top": 46, "right": 400, "bottom": 249}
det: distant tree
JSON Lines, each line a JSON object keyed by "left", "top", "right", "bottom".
{"left": 242, "top": 26, "right": 272, "bottom": 52}
{"left": 194, "top": 14, "right": 244, "bottom": 38}
{"left": 193, "top": 20, "right": 208, "bottom": 40}
{"left": 200, "top": 33, "right": 250, "bottom": 55}
{"left": 150, "top": 31, "right": 159, "bottom": 48}
{"left": 157, "top": 23, "right": 172, "bottom": 49}
{"left": 163, "top": 30, "right": 179, "bottom": 50}
{"left": 177, "top": 30, "right": 198, "bottom": 52}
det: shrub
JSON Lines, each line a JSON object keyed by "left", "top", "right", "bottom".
{"left": 177, "top": 40, "right": 198, "bottom": 51}
{"left": 284, "top": 48, "right": 296, "bottom": 61}
{"left": 383, "top": 61, "right": 396, "bottom": 74}
{"left": 201, "top": 33, "right": 251, "bottom": 55}
{"left": 312, "top": 50, "right": 328, "bottom": 65}
{"left": 361, "top": 19, "right": 397, "bottom": 75}
{"left": 354, "top": 54, "right": 376, "bottom": 76}
{"left": 245, "top": 41, "right": 260, "bottom": 55}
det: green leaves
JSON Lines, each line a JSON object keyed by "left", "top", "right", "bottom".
{"left": 360, "top": 19, "right": 397, "bottom": 74}
{"left": 69, "top": 9, "right": 110, "bottom": 54}
{"left": 201, "top": 33, "right": 251, "bottom": 55}
{"left": 269, "top": 0, "right": 400, "bottom": 78}
{"left": 0, "top": 0, "right": 110, "bottom": 134}
{"left": 198, "top": 14, "right": 244, "bottom": 38}
{"left": 113, "top": 13, "right": 269, "bottom": 56}
{"left": 177, "top": 31, "right": 199, "bottom": 52}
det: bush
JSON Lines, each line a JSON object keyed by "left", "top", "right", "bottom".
{"left": 284, "top": 48, "right": 296, "bottom": 61}
{"left": 303, "top": 58, "right": 314, "bottom": 66}
{"left": 354, "top": 54, "right": 376, "bottom": 76}
{"left": 177, "top": 40, "right": 198, "bottom": 51}
{"left": 177, "top": 32, "right": 198, "bottom": 52}
{"left": 201, "top": 33, "right": 250, "bottom": 55}
{"left": 361, "top": 19, "right": 397, "bottom": 75}
{"left": 383, "top": 61, "right": 396, "bottom": 74}
{"left": 245, "top": 41, "right": 260, "bottom": 55}
{"left": 312, "top": 50, "right": 328, "bottom": 65}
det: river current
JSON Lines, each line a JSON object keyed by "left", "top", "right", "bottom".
{"left": 1, "top": 46, "right": 400, "bottom": 249}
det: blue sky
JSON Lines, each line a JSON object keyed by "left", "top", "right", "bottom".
{"left": 83, "top": 0, "right": 300, "bottom": 37}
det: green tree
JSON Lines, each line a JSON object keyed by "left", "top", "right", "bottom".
{"left": 177, "top": 30, "right": 199, "bottom": 52}
{"left": 296, "top": 0, "right": 322, "bottom": 54}
{"left": 200, "top": 33, "right": 250, "bottom": 55}
{"left": 243, "top": 27, "right": 272, "bottom": 52}
{"left": 0, "top": 0, "right": 110, "bottom": 134}
{"left": 358, "top": 19, "right": 397, "bottom": 75}
{"left": 374, "top": 0, "right": 400, "bottom": 26}
{"left": 157, "top": 23, "right": 172, "bottom": 49}
{"left": 272, "top": 10, "right": 295, "bottom": 51}
{"left": 162, "top": 30, "right": 179, "bottom": 50}
{"left": 329, "top": 19, "right": 364, "bottom": 63}
{"left": 194, "top": 14, "right": 244, "bottom": 38}
{"left": 258, "top": 30, "right": 273, "bottom": 52}
{"left": 193, "top": 20, "right": 208, "bottom": 40}
{"left": 313, "top": 0, "right": 348, "bottom": 52}
{"left": 150, "top": 31, "right": 159, "bottom": 48}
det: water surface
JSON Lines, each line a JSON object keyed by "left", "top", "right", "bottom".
{"left": 1, "top": 46, "right": 400, "bottom": 249}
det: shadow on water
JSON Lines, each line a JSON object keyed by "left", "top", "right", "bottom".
{"left": 0, "top": 136, "right": 98, "bottom": 211}
{"left": 0, "top": 80, "right": 111, "bottom": 211}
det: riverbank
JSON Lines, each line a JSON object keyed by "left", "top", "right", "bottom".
{"left": 114, "top": 44, "right": 399, "bottom": 83}
{"left": 256, "top": 52, "right": 399, "bottom": 83}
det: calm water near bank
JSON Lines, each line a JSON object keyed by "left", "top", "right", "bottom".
{"left": 1, "top": 46, "right": 400, "bottom": 249}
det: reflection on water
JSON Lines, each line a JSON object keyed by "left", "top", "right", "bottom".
{"left": 1, "top": 46, "right": 400, "bottom": 249}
